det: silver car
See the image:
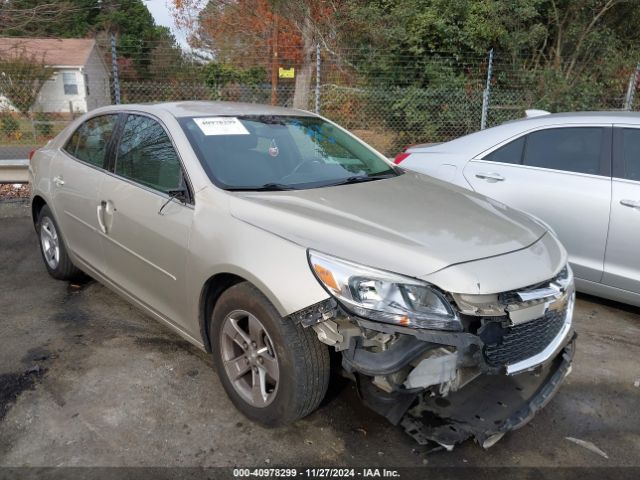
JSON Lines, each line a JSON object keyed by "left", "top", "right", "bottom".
{"left": 30, "top": 102, "right": 575, "bottom": 449}
{"left": 399, "top": 111, "right": 640, "bottom": 307}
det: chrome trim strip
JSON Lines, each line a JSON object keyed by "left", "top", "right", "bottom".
{"left": 66, "top": 204, "right": 177, "bottom": 281}
{"left": 99, "top": 230, "right": 177, "bottom": 281}
{"left": 65, "top": 210, "right": 98, "bottom": 232}
{"left": 506, "top": 290, "right": 575, "bottom": 375}
{"left": 516, "top": 286, "right": 560, "bottom": 302}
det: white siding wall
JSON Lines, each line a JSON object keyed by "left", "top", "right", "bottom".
{"left": 31, "top": 46, "right": 111, "bottom": 113}
{"left": 35, "top": 68, "right": 86, "bottom": 113}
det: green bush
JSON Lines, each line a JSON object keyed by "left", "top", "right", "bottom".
{"left": 34, "top": 113, "right": 53, "bottom": 137}
{"left": 1, "top": 114, "right": 20, "bottom": 137}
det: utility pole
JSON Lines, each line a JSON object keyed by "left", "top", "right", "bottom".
{"left": 110, "top": 33, "right": 121, "bottom": 105}
{"left": 270, "top": 17, "right": 278, "bottom": 106}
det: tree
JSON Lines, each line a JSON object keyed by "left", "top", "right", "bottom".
{"left": 346, "top": 0, "right": 640, "bottom": 86}
{"left": 97, "top": 0, "right": 180, "bottom": 79}
{"left": 1, "top": 0, "right": 187, "bottom": 81}
{"left": 0, "top": 46, "right": 52, "bottom": 115}
{"left": 0, "top": 0, "right": 99, "bottom": 37}
{"left": 172, "top": 0, "right": 351, "bottom": 108}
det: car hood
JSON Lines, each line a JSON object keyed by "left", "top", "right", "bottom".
{"left": 229, "top": 171, "right": 546, "bottom": 279}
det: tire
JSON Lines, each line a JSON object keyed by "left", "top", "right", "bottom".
{"left": 210, "top": 282, "right": 330, "bottom": 427}
{"left": 36, "top": 205, "right": 81, "bottom": 281}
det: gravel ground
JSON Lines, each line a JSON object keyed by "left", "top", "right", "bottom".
{"left": 0, "top": 212, "right": 639, "bottom": 471}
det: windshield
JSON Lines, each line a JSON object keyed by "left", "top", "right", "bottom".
{"left": 179, "top": 115, "right": 399, "bottom": 190}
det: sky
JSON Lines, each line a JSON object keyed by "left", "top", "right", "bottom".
{"left": 143, "top": 0, "right": 191, "bottom": 50}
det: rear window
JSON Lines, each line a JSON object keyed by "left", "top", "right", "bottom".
{"left": 483, "top": 136, "right": 525, "bottom": 164}
{"left": 179, "top": 115, "right": 397, "bottom": 190}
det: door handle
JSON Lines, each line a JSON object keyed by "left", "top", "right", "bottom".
{"left": 620, "top": 199, "right": 640, "bottom": 209}
{"left": 103, "top": 200, "right": 116, "bottom": 233}
{"left": 475, "top": 172, "right": 505, "bottom": 182}
{"left": 97, "top": 201, "right": 107, "bottom": 234}
{"left": 53, "top": 175, "right": 65, "bottom": 187}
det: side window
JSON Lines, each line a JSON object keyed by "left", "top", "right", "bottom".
{"left": 64, "top": 114, "right": 118, "bottom": 168}
{"left": 523, "top": 127, "right": 603, "bottom": 175}
{"left": 622, "top": 128, "right": 640, "bottom": 181}
{"left": 483, "top": 136, "right": 525, "bottom": 164}
{"left": 115, "top": 115, "right": 182, "bottom": 193}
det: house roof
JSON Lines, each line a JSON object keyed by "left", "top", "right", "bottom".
{"left": 0, "top": 37, "right": 97, "bottom": 67}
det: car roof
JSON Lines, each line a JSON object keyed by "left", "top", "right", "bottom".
{"left": 93, "top": 101, "right": 316, "bottom": 118}
{"left": 408, "top": 111, "right": 640, "bottom": 154}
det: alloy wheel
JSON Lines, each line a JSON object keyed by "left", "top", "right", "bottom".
{"left": 219, "top": 309, "right": 280, "bottom": 408}
{"left": 40, "top": 216, "right": 60, "bottom": 270}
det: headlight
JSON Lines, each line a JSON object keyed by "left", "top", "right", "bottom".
{"left": 556, "top": 264, "right": 573, "bottom": 287}
{"left": 308, "top": 250, "right": 461, "bottom": 331}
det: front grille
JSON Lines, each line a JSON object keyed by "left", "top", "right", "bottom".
{"left": 498, "top": 266, "right": 569, "bottom": 306}
{"left": 483, "top": 306, "right": 567, "bottom": 367}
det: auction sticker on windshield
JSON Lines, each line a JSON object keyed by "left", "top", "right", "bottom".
{"left": 194, "top": 117, "right": 249, "bottom": 135}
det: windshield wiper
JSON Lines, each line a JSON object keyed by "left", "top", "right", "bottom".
{"left": 226, "top": 182, "right": 297, "bottom": 192}
{"left": 328, "top": 173, "right": 397, "bottom": 187}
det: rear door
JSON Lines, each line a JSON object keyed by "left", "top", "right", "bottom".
{"left": 602, "top": 126, "right": 640, "bottom": 294}
{"left": 463, "top": 125, "right": 612, "bottom": 282}
{"left": 51, "top": 114, "right": 119, "bottom": 275}
{"left": 98, "top": 113, "right": 194, "bottom": 328}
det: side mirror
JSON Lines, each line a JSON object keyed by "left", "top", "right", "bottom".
{"left": 159, "top": 188, "right": 189, "bottom": 215}
{"left": 167, "top": 188, "right": 188, "bottom": 203}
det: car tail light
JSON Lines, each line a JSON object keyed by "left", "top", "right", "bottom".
{"left": 394, "top": 152, "right": 411, "bottom": 164}
{"left": 28, "top": 149, "right": 36, "bottom": 161}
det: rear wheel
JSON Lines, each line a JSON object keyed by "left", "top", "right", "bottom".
{"left": 37, "top": 205, "right": 81, "bottom": 280}
{"left": 210, "top": 282, "right": 330, "bottom": 426}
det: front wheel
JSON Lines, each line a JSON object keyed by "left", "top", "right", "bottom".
{"left": 37, "top": 205, "right": 81, "bottom": 280}
{"left": 210, "top": 282, "right": 330, "bottom": 427}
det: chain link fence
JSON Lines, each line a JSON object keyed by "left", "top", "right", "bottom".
{"left": 1, "top": 42, "right": 639, "bottom": 162}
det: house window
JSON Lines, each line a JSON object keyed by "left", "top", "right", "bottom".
{"left": 84, "top": 74, "right": 90, "bottom": 96}
{"left": 63, "top": 72, "right": 78, "bottom": 95}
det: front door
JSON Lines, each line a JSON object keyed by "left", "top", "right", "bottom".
{"left": 98, "top": 113, "right": 194, "bottom": 330}
{"left": 463, "top": 126, "right": 612, "bottom": 283}
{"left": 602, "top": 126, "right": 640, "bottom": 294}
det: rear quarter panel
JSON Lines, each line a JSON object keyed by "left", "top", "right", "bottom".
{"left": 29, "top": 146, "right": 57, "bottom": 217}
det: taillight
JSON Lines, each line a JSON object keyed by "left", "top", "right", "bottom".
{"left": 394, "top": 152, "right": 411, "bottom": 164}
{"left": 28, "top": 149, "right": 36, "bottom": 161}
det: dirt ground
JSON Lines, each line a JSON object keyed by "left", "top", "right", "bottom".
{"left": 1, "top": 210, "right": 639, "bottom": 469}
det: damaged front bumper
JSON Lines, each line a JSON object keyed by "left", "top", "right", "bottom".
{"left": 290, "top": 270, "right": 576, "bottom": 449}
{"left": 401, "top": 334, "right": 576, "bottom": 449}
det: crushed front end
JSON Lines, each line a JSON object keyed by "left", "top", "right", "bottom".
{"left": 294, "top": 252, "right": 576, "bottom": 449}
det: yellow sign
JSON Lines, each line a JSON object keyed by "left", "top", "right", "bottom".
{"left": 278, "top": 67, "right": 295, "bottom": 79}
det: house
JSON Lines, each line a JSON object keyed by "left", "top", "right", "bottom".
{"left": 0, "top": 37, "right": 111, "bottom": 114}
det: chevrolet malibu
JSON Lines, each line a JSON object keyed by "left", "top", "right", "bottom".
{"left": 29, "top": 102, "right": 576, "bottom": 449}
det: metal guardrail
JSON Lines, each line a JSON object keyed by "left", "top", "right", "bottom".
{"left": 0, "top": 159, "right": 29, "bottom": 183}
